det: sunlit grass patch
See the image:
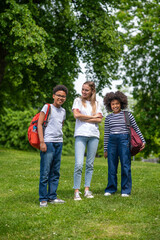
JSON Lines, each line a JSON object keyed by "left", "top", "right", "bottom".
{"left": 0, "top": 149, "right": 160, "bottom": 240}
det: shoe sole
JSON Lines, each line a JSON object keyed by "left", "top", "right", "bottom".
{"left": 85, "top": 196, "right": 94, "bottom": 198}
{"left": 104, "top": 193, "right": 111, "bottom": 196}
{"left": 48, "top": 200, "right": 65, "bottom": 204}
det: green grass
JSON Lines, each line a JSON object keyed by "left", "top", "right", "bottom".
{"left": 0, "top": 149, "right": 159, "bottom": 240}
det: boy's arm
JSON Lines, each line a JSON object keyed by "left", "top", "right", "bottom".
{"left": 37, "top": 111, "right": 47, "bottom": 152}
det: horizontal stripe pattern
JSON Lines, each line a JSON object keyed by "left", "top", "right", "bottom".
{"left": 104, "top": 111, "right": 145, "bottom": 152}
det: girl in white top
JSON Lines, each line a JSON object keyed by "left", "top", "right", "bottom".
{"left": 72, "top": 81, "right": 103, "bottom": 200}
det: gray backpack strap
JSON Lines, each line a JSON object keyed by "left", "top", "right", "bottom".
{"left": 46, "top": 105, "right": 51, "bottom": 123}
{"left": 124, "top": 111, "right": 131, "bottom": 146}
{"left": 43, "top": 104, "right": 51, "bottom": 135}
{"left": 124, "top": 111, "right": 130, "bottom": 128}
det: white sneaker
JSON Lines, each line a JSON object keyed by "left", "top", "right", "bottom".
{"left": 74, "top": 191, "right": 82, "bottom": 201}
{"left": 121, "top": 194, "right": 129, "bottom": 197}
{"left": 40, "top": 201, "right": 48, "bottom": 207}
{"left": 48, "top": 199, "right": 65, "bottom": 204}
{"left": 104, "top": 192, "right": 111, "bottom": 196}
{"left": 84, "top": 190, "right": 94, "bottom": 199}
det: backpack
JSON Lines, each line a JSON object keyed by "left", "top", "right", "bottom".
{"left": 28, "top": 104, "right": 51, "bottom": 149}
{"left": 124, "top": 111, "right": 143, "bottom": 156}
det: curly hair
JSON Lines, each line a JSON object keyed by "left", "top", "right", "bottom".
{"left": 53, "top": 85, "right": 68, "bottom": 95}
{"left": 103, "top": 91, "right": 128, "bottom": 112}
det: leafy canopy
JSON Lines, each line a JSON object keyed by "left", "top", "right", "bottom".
{"left": 0, "top": 0, "right": 121, "bottom": 111}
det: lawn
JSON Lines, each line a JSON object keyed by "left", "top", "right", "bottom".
{"left": 0, "top": 149, "right": 159, "bottom": 240}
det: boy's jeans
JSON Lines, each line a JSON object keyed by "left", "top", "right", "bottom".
{"left": 74, "top": 136, "right": 99, "bottom": 189}
{"left": 39, "top": 142, "right": 63, "bottom": 202}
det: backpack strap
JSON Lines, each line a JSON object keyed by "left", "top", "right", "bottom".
{"left": 43, "top": 103, "right": 51, "bottom": 127}
{"left": 124, "top": 111, "right": 130, "bottom": 128}
{"left": 124, "top": 111, "right": 131, "bottom": 145}
{"left": 42, "top": 104, "right": 51, "bottom": 136}
{"left": 44, "top": 104, "right": 51, "bottom": 121}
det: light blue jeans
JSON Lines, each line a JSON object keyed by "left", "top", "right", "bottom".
{"left": 74, "top": 136, "right": 99, "bottom": 189}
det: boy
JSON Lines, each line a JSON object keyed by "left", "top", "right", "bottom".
{"left": 38, "top": 85, "right": 68, "bottom": 207}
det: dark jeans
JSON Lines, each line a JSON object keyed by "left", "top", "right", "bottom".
{"left": 105, "top": 134, "right": 132, "bottom": 195}
{"left": 39, "top": 142, "right": 63, "bottom": 202}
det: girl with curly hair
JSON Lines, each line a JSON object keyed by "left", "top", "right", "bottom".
{"left": 72, "top": 81, "right": 103, "bottom": 200}
{"left": 103, "top": 91, "right": 145, "bottom": 197}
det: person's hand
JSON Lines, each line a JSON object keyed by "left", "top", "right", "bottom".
{"left": 40, "top": 142, "right": 47, "bottom": 152}
{"left": 140, "top": 143, "right": 145, "bottom": 151}
{"left": 104, "top": 152, "right": 108, "bottom": 158}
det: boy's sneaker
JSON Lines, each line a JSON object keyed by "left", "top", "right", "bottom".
{"left": 121, "top": 194, "right": 129, "bottom": 197}
{"left": 74, "top": 191, "right": 82, "bottom": 201}
{"left": 84, "top": 190, "right": 94, "bottom": 199}
{"left": 104, "top": 192, "right": 112, "bottom": 196}
{"left": 48, "top": 199, "right": 65, "bottom": 204}
{"left": 40, "top": 201, "right": 48, "bottom": 207}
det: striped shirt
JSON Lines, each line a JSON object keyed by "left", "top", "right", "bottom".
{"left": 104, "top": 111, "right": 145, "bottom": 152}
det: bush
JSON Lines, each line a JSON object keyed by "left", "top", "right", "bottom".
{"left": 0, "top": 107, "right": 38, "bottom": 151}
{"left": 0, "top": 108, "right": 76, "bottom": 155}
{"left": 62, "top": 116, "right": 75, "bottom": 156}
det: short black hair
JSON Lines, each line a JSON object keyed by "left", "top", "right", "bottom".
{"left": 103, "top": 91, "right": 128, "bottom": 112}
{"left": 53, "top": 85, "right": 68, "bottom": 95}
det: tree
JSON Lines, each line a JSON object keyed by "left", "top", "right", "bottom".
{"left": 116, "top": 0, "right": 160, "bottom": 156}
{"left": 0, "top": 0, "right": 121, "bottom": 112}
{"left": 0, "top": 0, "right": 78, "bottom": 111}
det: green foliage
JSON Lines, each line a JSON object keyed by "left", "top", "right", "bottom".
{"left": 133, "top": 97, "right": 160, "bottom": 157}
{"left": 0, "top": 107, "right": 38, "bottom": 150}
{"left": 116, "top": 0, "right": 160, "bottom": 156}
{"left": 97, "top": 117, "right": 105, "bottom": 157}
{"left": 62, "top": 112, "right": 75, "bottom": 156}
{"left": 0, "top": 0, "right": 121, "bottom": 112}
{"left": 0, "top": 0, "right": 50, "bottom": 110}
{"left": 0, "top": 149, "right": 160, "bottom": 239}
{"left": 73, "top": 0, "right": 122, "bottom": 92}
{"left": 0, "top": 107, "right": 75, "bottom": 154}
